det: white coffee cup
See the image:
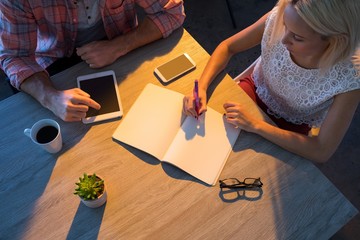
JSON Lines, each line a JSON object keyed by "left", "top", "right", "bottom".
{"left": 24, "top": 119, "right": 62, "bottom": 153}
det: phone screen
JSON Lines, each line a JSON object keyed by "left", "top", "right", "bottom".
{"left": 156, "top": 54, "right": 195, "bottom": 82}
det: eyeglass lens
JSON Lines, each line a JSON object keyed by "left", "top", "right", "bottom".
{"left": 220, "top": 178, "right": 262, "bottom": 188}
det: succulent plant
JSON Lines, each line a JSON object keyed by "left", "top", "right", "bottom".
{"left": 74, "top": 173, "right": 104, "bottom": 201}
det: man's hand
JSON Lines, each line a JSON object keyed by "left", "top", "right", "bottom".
{"left": 20, "top": 71, "right": 100, "bottom": 122}
{"left": 50, "top": 88, "right": 101, "bottom": 122}
{"left": 76, "top": 40, "right": 126, "bottom": 68}
{"left": 77, "top": 17, "right": 163, "bottom": 68}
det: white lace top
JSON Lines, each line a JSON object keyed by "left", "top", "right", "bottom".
{"left": 252, "top": 8, "right": 360, "bottom": 127}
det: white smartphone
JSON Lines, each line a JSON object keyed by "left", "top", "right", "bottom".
{"left": 77, "top": 70, "right": 123, "bottom": 124}
{"left": 154, "top": 53, "right": 196, "bottom": 83}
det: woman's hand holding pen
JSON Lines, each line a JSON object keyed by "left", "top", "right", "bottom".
{"left": 183, "top": 84, "right": 207, "bottom": 118}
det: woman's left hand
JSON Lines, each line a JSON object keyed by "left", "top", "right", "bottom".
{"left": 223, "top": 101, "right": 258, "bottom": 132}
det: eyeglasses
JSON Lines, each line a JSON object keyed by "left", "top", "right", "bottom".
{"left": 219, "top": 177, "right": 263, "bottom": 189}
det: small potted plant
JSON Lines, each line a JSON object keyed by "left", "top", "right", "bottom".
{"left": 74, "top": 173, "right": 107, "bottom": 208}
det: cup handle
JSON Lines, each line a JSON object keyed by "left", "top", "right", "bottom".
{"left": 24, "top": 128, "right": 31, "bottom": 138}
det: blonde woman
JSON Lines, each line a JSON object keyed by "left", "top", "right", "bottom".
{"left": 183, "top": 0, "right": 360, "bottom": 163}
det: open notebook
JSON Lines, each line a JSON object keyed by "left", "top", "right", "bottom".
{"left": 112, "top": 83, "right": 240, "bottom": 186}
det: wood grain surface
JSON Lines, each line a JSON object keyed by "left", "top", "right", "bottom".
{"left": 0, "top": 29, "right": 357, "bottom": 240}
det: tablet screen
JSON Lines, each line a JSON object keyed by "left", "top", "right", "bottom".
{"left": 77, "top": 70, "right": 123, "bottom": 123}
{"left": 79, "top": 75, "right": 120, "bottom": 117}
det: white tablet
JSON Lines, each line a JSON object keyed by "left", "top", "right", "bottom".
{"left": 77, "top": 70, "right": 123, "bottom": 124}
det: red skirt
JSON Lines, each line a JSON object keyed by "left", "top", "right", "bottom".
{"left": 238, "top": 75, "right": 311, "bottom": 135}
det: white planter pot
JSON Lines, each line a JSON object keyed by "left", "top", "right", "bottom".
{"left": 80, "top": 185, "right": 107, "bottom": 208}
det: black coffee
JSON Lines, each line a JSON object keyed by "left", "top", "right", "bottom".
{"left": 36, "top": 126, "right": 58, "bottom": 144}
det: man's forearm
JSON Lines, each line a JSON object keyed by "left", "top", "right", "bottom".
{"left": 20, "top": 71, "right": 57, "bottom": 109}
{"left": 112, "top": 17, "right": 163, "bottom": 57}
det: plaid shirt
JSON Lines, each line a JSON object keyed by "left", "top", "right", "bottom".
{"left": 0, "top": 0, "right": 185, "bottom": 89}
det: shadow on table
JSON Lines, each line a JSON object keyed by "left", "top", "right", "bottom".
{"left": 161, "top": 162, "right": 207, "bottom": 185}
{"left": 219, "top": 187, "right": 263, "bottom": 203}
{"left": 0, "top": 155, "right": 58, "bottom": 239}
{"left": 0, "top": 102, "right": 92, "bottom": 239}
{"left": 231, "top": 130, "right": 354, "bottom": 239}
{"left": 66, "top": 202, "right": 106, "bottom": 240}
{"left": 115, "top": 140, "right": 208, "bottom": 185}
{"left": 110, "top": 28, "right": 184, "bottom": 87}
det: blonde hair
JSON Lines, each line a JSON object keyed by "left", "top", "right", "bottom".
{"left": 271, "top": 0, "right": 360, "bottom": 70}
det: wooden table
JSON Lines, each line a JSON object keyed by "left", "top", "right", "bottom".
{"left": 0, "top": 29, "right": 357, "bottom": 240}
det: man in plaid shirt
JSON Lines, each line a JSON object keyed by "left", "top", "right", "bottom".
{"left": 0, "top": 0, "right": 185, "bottom": 121}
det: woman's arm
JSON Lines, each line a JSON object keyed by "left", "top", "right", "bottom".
{"left": 224, "top": 89, "right": 360, "bottom": 163}
{"left": 199, "top": 12, "right": 269, "bottom": 91}
{"left": 183, "top": 12, "right": 269, "bottom": 117}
